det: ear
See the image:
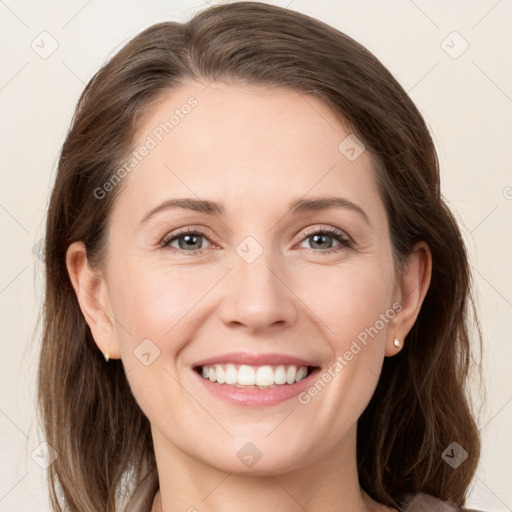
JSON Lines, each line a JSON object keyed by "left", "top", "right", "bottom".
{"left": 66, "top": 241, "right": 121, "bottom": 360}
{"left": 385, "top": 241, "right": 432, "bottom": 356}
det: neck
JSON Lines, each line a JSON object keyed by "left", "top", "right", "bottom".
{"left": 150, "top": 424, "right": 394, "bottom": 512}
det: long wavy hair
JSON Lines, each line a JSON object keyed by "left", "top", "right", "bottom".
{"left": 37, "top": 2, "right": 483, "bottom": 511}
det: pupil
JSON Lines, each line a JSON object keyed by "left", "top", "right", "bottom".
{"left": 177, "top": 234, "right": 334, "bottom": 251}
{"left": 181, "top": 234, "right": 200, "bottom": 249}
{"left": 312, "top": 234, "right": 332, "bottom": 249}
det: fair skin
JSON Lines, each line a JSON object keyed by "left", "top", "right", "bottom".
{"left": 66, "top": 82, "right": 431, "bottom": 512}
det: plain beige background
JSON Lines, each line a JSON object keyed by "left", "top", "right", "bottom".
{"left": 0, "top": 1, "right": 511, "bottom": 510}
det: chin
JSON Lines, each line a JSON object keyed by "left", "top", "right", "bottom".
{"left": 186, "top": 435, "right": 317, "bottom": 477}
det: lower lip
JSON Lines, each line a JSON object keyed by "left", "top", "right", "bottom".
{"left": 193, "top": 368, "right": 320, "bottom": 407}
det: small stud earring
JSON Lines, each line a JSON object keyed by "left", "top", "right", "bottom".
{"left": 103, "top": 344, "right": 110, "bottom": 362}
{"left": 393, "top": 338, "right": 401, "bottom": 348}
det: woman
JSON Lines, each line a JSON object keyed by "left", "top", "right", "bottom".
{"left": 37, "top": 2, "right": 484, "bottom": 511}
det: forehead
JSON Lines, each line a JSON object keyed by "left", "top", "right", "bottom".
{"left": 113, "top": 81, "right": 384, "bottom": 223}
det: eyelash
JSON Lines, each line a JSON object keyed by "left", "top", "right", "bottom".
{"left": 160, "top": 226, "right": 353, "bottom": 255}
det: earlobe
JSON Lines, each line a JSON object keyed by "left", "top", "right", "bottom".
{"left": 385, "top": 242, "right": 432, "bottom": 356}
{"left": 65, "top": 241, "right": 121, "bottom": 360}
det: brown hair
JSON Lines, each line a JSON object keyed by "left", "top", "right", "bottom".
{"left": 37, "top": 2, "right": 483, "bottom": 511}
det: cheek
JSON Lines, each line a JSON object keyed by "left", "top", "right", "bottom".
{"left": 293, "top": 262, "right": 395, "bottom": 431}
{"left": 297, "top": 259, "right": 395, "bottom": 350}
{"left": 108, "top": 249, "right": 395, "bottom": 358}
{"left": 106, "top": 265, "right": 205, "bottom": 421}
{"left": 108, "top": 263, "right": 211, "bottom": 342}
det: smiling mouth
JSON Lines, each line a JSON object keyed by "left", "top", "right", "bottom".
{"left": 194, "top": 363, "right": 320, "bottom": 389}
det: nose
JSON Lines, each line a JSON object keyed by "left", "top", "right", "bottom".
{"left": 217, "top": 246, "right": 299, "bottom": 334}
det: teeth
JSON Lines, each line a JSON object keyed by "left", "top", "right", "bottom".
{"left": 274, "top": 365, "right": 287, "bottom": 385}
{"left": 198, "top": 363, "right": 310, "bottom": 387}
{"left": 225, "top": 364, "right": 238, "bottom": 385}
{"left": 215, "top": 364, "right": 226, "bottom": 384}
{"left": 296, "top": 366, "right": 308, "bottom": 381}
{"left": 238, "top": 365, "right": 256, "bottom": 385}
{"left": 256, "top": 366, "right": 274, "bottom": 386}
{"left": 286, "top": 365, "right": 297, "bottom": 384}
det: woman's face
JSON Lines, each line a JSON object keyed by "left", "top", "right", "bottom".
{"left": 84, "top": 81, "right": 408, "bottom": 474}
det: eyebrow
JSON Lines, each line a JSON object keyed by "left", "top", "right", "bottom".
{"left": 140, "top": 196, "right": 371, "bottom": 226}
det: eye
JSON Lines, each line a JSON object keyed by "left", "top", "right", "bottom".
{"left": 160, "top": 228, "right": 214, "bottom": 253}
{"left": 160, "top": 226, "right": 353, "bottom": 255}
{"left": 298, "top": 227, "right": 352, "bottom": 254}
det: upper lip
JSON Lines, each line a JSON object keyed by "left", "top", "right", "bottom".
{"left": 192, "top": 352, "right": 320, "bottom": 368}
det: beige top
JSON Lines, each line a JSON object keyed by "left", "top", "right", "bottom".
{"left": 121, "top": 477, "right": 485, "bottom": 512}
{"left": 400, "top": 492, "right": 485, "bottom": 511}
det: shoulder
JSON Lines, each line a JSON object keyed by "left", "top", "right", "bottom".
{"left": 400, "top": 492, "right": 487, "bottom": 512}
